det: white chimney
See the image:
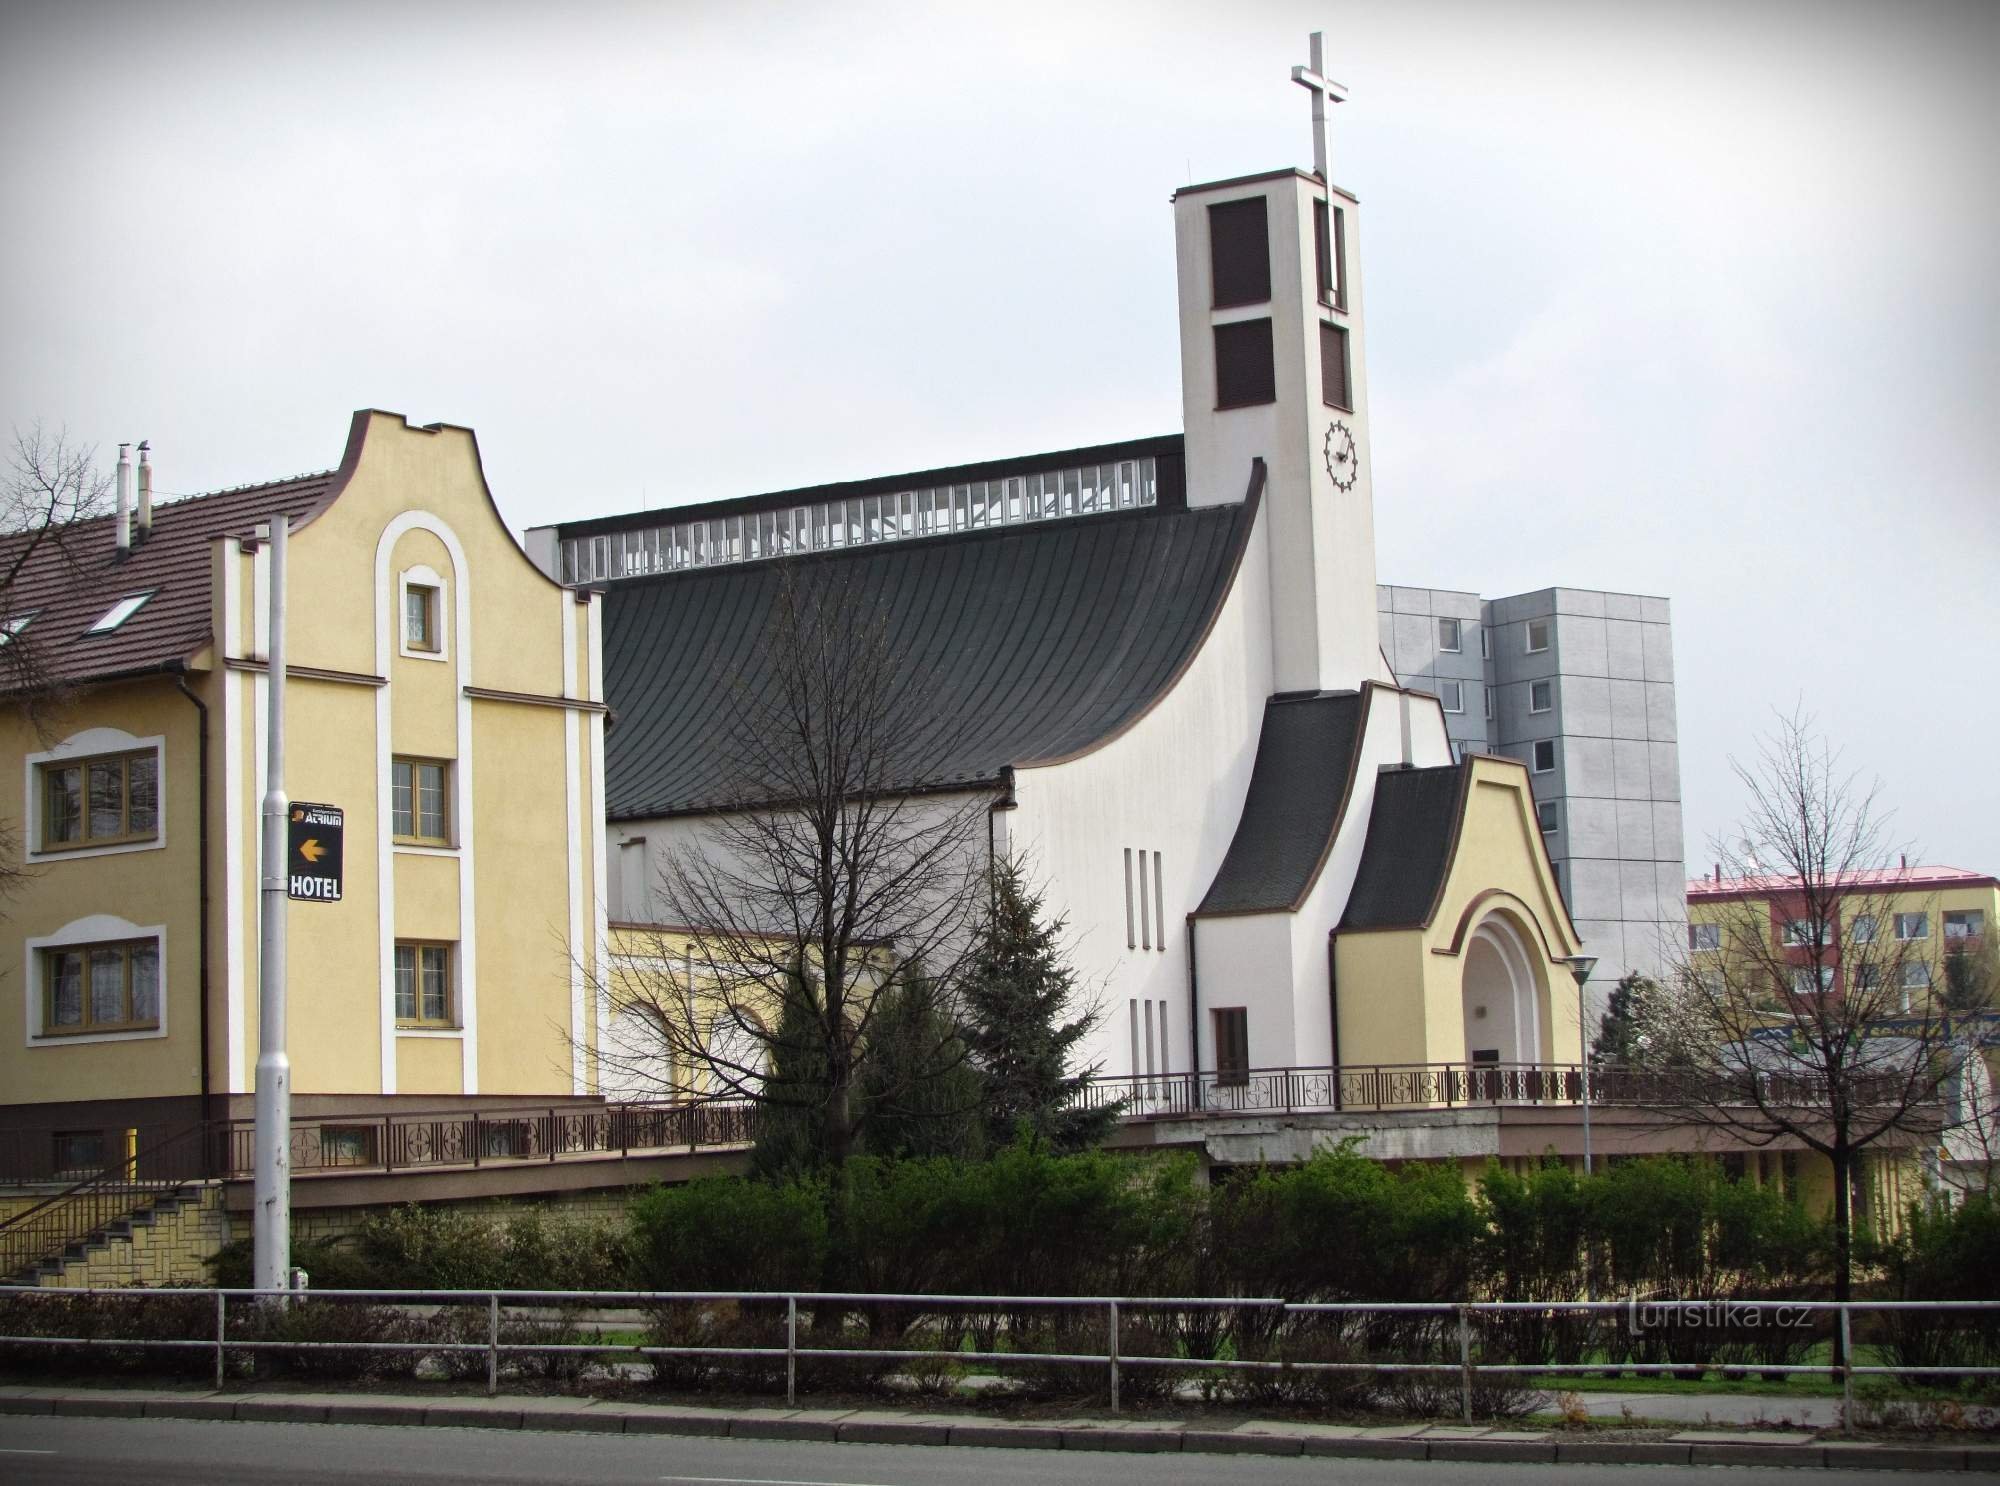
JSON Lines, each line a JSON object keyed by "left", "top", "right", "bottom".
{"left": 115, "top": 442, "right": 132, "bottom": 557}
{"left": 136, "top": 441, "right": 153, "bottom": 539}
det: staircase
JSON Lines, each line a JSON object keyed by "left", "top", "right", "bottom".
{"left": 17, "top": 1184, "right": 228, "bottom": 1288}
{"left": 0, "top": 1123, "right": 223, "bottom": 1286}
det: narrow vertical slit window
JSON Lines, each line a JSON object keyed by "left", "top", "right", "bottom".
{"left": 1157, "top": 1000, "right": 1170, "bottom": 1074}
{"left": 1331, "top": 204, "right": 1348, "bottom": 311}
{"left": 1143, "top": 1000, "right": 1156, "bottom": 1077}
{"left": 1312, "top": 198, "right": 1335, "bottom": 304}
{"left": 1153, "top": 851, "right": 1165, "bottom": 953}
{"left": 1138, "top": 848, "right": 1151, "bottom": 951}
{"left": 1123, "top": 848, "right": 1135, "bottom": 949}
{"left": 1128, "top": 1000, "right": 1140, "bottom": 1078}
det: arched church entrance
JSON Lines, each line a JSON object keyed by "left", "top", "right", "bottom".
{"left": 1460, "top": 913, "right": 1548, "bottom": 1099}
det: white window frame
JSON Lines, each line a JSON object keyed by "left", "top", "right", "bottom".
{"left": 1525, "top": 618, "right": 1551, "bottom": 654}
{"left": 1781, "top": 918, "right": 1830, "bottom": 948}
{"left": 86, "top": 590, "right": 157, "bottom": 635}
{"left": 1899, "top": 961, "right": 1932, "bottom": 990}
{"left": 1439, "top": 679, "right": 1464, "bottom": 714}
{"left": 24, "top": 728, "right": 168, "bottom": 864}
{"left": 1437, "top": 617, "right": 1462, "bottom": 653}
{"left": 1532, "top": 739, "right": 1556, "bottom": 774}
{"left": 1688, "top": 921, "right": 1721, "bottom": 952}
{"left": 1791, "top": 965, "right": 1835, "bottom": 996}
{"left": 24, "top": 915, "right": 168, "bottom": 1046}
{"left": 1895, "top": 912, "right": 1929, "bottom": 942}
{"left": 397, "top": 565, "right": 450, "bottom": 663}
{"left": 1850, "top": 913, "right": 1877, "bottom": 944}
{"left": 1944, "top": 909, "right": 1984, "bottom": 941}
{"left": 1529, "top": 680, "right": 1553, "bottom": 714}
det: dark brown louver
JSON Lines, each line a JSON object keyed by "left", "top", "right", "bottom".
{"left": 1208, "top": 197, "right": 1271, "bottom": 309}
{"left": 1215, "top": 318, "right": 1276, "bottom": 409}
{"left": 1320, "top": 321, "right": 1352, "bottom": 410}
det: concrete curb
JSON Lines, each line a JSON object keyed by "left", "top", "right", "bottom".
{"left": 5, "top": 1390, "right": 1989, "bottom": 1469}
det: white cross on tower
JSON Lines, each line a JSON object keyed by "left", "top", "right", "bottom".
{"left": 1290, "top": 31, "right": 1349, "bottom": 184}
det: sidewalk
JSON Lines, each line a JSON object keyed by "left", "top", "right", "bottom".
{"left": 0, "top": 1384, "right": 1990, "bottom": 1470}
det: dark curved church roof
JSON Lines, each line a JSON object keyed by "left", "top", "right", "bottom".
{"left": 1195, "top": 691, "right": 1366, "bottom": 916}
{"left": 601, "top": 500, "right": 1257, "bottom": 819}
{"left": 1338, "top": 764, "right": 1471, "bottom": 931}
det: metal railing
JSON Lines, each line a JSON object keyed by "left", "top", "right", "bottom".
{"left": 210, "top": 1100, "right": 757, "bottom": 1178}
{"left": 0, "top": 1124, "right": 219, "bottom": 1282}
{"left": 0, "top": 1287, "right": 1993, "bottom": 1427}
{"left": 1079, "top": 1062, "right": 1906, "bottom": 1118}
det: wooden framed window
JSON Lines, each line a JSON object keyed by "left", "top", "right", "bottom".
{"left": 1213, "top": 318, "right": 1276, "bottom": 409}
{"left": 394, "top": 941, "right": 454, "bottom": 1027}
{"left": 1207, "top": 197, "right": 1271, "bottom": 308}
{"left": 40, "top": 749, "right": 159, "bottom": 850}
{"left": 404, "top": 584, "right": 440, "bottom": 653}
{"left": 42, "top": 938, "right": 161, "bottom": 1034}
{"left": 1212, "top": 1007, "right": 1249, "bottom": 1086}
{"left": 391, "top": 757, "right": 451, "bottom": 845}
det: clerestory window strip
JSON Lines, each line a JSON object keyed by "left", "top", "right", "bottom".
{"left": 559, "top": 456, "right": 1158, "bottom": 584}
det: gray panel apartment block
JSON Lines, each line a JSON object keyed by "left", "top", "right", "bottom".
{"left": 1380, "top": 584, "right": 1687, "bottom": 1006}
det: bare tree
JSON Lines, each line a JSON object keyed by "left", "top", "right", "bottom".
{"left": 1654, "top": 709, "right": 1978, "bottom": 1304}
{"left": 594, "top": 563, "right": 995, "bottom": 1169}
{"left": 2, "top": 423, "right": 113, "bottom": 906}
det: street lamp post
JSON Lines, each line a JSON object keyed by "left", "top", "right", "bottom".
{"left": 1563, "top": 954, "right": 1599, "bottom": 1175}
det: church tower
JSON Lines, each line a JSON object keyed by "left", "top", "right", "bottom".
{"left": 1174, "top": 35, "right": 1389, "bottom": 695}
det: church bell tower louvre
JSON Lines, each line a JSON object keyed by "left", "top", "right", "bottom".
{"left": 1174, "top": 31, "right": 1389, "bottom": 697}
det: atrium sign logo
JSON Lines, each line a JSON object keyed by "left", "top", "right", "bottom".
{"left": 287, "top": 802, "right": 344, "bottom": 901}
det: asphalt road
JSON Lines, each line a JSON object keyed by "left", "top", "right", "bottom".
{"left": 0, "top": 1416, "right": 1934, "bottom": 1485}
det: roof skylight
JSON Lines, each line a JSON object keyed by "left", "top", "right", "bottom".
{"left": 0, "top": 613, "right": 35, "bottom": 644}
{"left": 86, "top": 591, "right": 156, "bottom": 635}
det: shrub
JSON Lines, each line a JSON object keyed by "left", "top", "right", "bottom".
{"left": 627, "top": 1176, "right": 826, "bottom": 1294}
{"left": 231, "top": 1295, "right": 432, "bottom": 1382}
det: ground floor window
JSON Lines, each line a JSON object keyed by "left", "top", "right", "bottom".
{"left": 1212, "top": 1006, "right": 1249, "bottom": 1086}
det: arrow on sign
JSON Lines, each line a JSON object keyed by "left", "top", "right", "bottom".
{"left": 299, "top": 838, "right": 327, "bottom": 864}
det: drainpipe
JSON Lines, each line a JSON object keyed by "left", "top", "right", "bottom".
{"left": 986, "top": 765, "right": 1016, "bottom": 876}
{"left": 173, "top": 668, "right": 213, "bottom": 1175}
{"left": 1327, "top": 930, "right": 1343, "bottom": 1110}
{"left": 1185, "top": 916, "right": 1201, "bottom": 1110}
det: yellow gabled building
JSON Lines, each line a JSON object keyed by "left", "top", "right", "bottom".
{"left": 0, "top": 410, "right": 611, "bottom": 1177}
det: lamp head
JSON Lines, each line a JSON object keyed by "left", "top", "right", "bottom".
{"left": 1563, "top": 954, "right": 1599, "bottom": 986}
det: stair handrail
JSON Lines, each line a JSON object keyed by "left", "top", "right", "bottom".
{"left": 0, "top": 1121, "right": 217, "bottom": 1280}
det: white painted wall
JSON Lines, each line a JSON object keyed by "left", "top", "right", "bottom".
{"left": 1008, "top": 496, "right": 1276, "bottom": 1079}
{"left": 1175, "top": 172, "right": 1387, "bottom": 695}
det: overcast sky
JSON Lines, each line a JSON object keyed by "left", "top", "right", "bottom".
{"left": 4, "top": 0, "right": 1996, "bottom": 876}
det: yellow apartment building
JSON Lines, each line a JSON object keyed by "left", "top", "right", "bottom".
{"left": 0, "top": 410, "right": 611, "bottom": 1178}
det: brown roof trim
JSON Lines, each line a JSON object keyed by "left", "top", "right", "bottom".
{"left": 1014, "top": 459, "right": 1265, "bottom": 771}
{"left": 464, "top": 684, "right": 608, "bottom": 714}
{"left": 1430, "top": 888, "right": 1569, "bottom": 964}
{"left": 1174, "top": 167, "right": 1360, "bottom": 205}
{"left": 224, "top": 657, "right": 385, "bottom": 687}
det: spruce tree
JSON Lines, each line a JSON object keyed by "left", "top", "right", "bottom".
{"left": 750, "top": 960, "right": 834, "bottom": 1178}
{"left": 860, "top": 969, "right": 986, "bottom": 1161}
{"left": 1590, "top": 972, "right": 1651, "bottom": 1068}
{"left": 962, "top": 860, "right": 1122, "bottom": 1152}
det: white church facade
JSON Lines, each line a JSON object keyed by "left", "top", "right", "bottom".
{"left": 528, "top": 45, "right": 1587, "bottom": 1094}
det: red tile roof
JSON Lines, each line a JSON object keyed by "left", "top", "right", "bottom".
{"left": 0, "top": 472, "right": 336, "bottom": 688}
{"left": 1688, "top": 866, "right": 1998, "bottom": 899}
